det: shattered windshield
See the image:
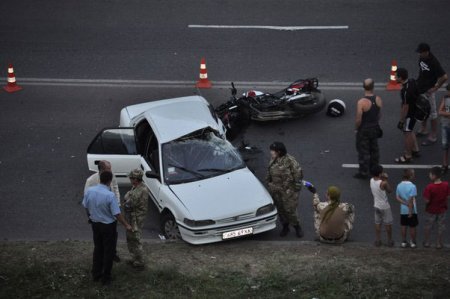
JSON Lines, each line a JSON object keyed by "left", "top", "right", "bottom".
{"left": 162, "top": 130, "right": 245, "bottom": 184}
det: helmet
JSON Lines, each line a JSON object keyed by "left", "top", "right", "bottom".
{"left": 326, "top": 99, "right": 346, "bottom": 117}
{"left": 128, "top": 169, "right": 144, "bottom": 180}
{"left": 269, "top": 142, "right": 287, "bottom": 156}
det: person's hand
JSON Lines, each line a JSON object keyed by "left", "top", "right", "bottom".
{"left": 125, "top": 224, "right": 133, "bottom": 232}
{"left": 397, "top": 121, "right": 404, "bottom": 131}
{"left": 380, "top": 172, "right": 388, "bottom": 180}
{"left": 88, "top": 219, "right": 92, "bottom": 225}
{"left": 427, "top": 87, "right": 437, "bottom": 94}
{"left": 307, "top": 185, "right": 317, "bottom": 194}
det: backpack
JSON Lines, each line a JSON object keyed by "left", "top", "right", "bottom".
{"left": 414, "top": 94, "right": 431, "bottom": 122}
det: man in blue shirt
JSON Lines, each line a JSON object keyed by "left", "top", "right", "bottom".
{"left": 396, "top": 169, "right": 418, "bottom": 249}
{"left": 83, "top": 171, "right": 132, "bottom": 285}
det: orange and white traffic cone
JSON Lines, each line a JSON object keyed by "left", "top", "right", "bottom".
{"left": 386, "top": 60, "right": 401, "bottom": 91}
{"left": 195, "top": 58, "right": 212, "bottom": 89}
{"left": 3, "top": 64, "right": 23, "bottom": 93}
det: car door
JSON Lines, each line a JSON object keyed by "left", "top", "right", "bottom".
{"left": 87, "top": 127, "right": 143, "bottom": 185}
{"left": 139, "top": 156, "right": 163, "bottom": 211}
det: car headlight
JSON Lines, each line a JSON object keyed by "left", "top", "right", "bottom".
{"left": 256, "top": 203, "right": 275, "bottom": 216}
{"left": 183, "top": 218, "right": 216, "bottom": 227}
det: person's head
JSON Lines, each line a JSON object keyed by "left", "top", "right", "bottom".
{"left": 416, "top": 42, "right": 431, "bottom": 59}
{"left": 402, "top": 169, "right": 415, "bottom": 181}
{"left": 371, "top": 165, "right": 384, "bottom": 178}
{"left": 269, "top": 142, "right": 287, "bottom": 159}
{"left": 429, "top": 166, "right": 442, "bottom": 182}
{"left": 326, "top": 186, "right": 341, "bottom": 203}
{"left": 100, "top": 171, "right": 113, "bottom": 186}
{"left": 363, "top": 78, "right": 374, "bottom": 92}
{"left": 396, "top": 67, "right": 408, "bottom": 84}
{"left": 128, "top": 169, "right": 144, "bottom": 185}
{"left": 98, "top": 160, "right": 112, "bottom": 173}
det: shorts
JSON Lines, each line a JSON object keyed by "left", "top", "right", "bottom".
{"left": 374, "top": 207, "right": 393, "bottom": 225}
{"left": 423, "top": 92, "right": 437, "bottom": 120}
{"left": 403, "top": 117, "right": 416, "bottom": 132}
{"left": 400, "top": 214, "right": 419, "bottom": 227}
{"left": 424, "top": 212, "right": 446, "bottom": 233}
{"left": 441, "top": 125, "right": 450, "bottom": 149}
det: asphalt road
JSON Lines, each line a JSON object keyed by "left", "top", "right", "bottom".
{"left": 0, "top": 0, "right": 449, "bottom": 82}
{"left": 0, "top": 85, "right": 448, "bottom": 245}
{"left": 0, "top": 1, "right": 449, "bottom": 245}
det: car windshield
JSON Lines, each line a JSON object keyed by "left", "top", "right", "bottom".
{"left": 162, "top": 130, "right": 245, "bottom": 184}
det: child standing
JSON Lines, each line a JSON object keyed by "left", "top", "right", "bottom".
{"left": 438, "top": 84, "right": 450, "bottom": 173}
{"left": 396, "top": 169, "right": 418, "bottom": 248}
{"left": 370, "top": 165, "right": 394, "bottom": 247}
{"left": 423, "top": 167, "right": 449, "bottom": 249}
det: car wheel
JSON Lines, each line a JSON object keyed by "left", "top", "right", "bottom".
{"left": 160, "top": 213, "right": 181, "bottom": 240}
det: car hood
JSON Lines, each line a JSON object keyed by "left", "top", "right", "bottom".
{"left": 169, "top": 168, "right": 272, "bottom": 220}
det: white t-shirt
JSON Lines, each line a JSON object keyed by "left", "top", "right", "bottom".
{"left": 370, "top": 178, "right": 390, "bottom": 210}
{"left": 84, "top": 173, "right": 120, "bottom": 204}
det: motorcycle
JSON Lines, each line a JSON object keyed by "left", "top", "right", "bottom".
{"left": 215, "top": 78, "right": 327, "bottom": 140}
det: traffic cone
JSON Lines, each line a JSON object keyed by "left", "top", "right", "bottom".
{"left": 195, "top": 58, "right": 212, "bottom": 89}
{"left": 386, "top": 60, "right": 401, "bottom": 91}
{"left": 3, "top": 64, "right": 23, "bottom": 93}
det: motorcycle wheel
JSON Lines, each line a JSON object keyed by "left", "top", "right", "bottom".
{"left": 289, "top": 91, "right": 326, "bottom": 114}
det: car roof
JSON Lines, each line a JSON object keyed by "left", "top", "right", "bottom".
{"left": 137, "top": 96, "right": 220, "bottom": 143}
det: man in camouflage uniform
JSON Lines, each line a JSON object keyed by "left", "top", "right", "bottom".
{"left": 123, "top": 169, "right": 149, "bottom": 270}
{"left": 266, "top": 142, "right": 304, "bottom": 237}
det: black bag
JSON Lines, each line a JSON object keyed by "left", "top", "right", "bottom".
{"left": 376, "top": 125, "right": 383, "bottom": 138}
{"left": 414, "top": 94, "right": 431, "bottom": 122}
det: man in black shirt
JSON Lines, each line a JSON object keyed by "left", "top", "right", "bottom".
{"left": 395, "top": 68, "right": 420, "bottom": 163}
{"left": 416, "top": 43, "right": 448, "bottom": 145}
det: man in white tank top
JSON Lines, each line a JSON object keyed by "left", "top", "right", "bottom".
{"left": 370, "top": 165, "right": 394, "bottom": 247}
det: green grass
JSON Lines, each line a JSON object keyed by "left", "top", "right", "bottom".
{"left": 0, "top": 241, "right": 449, "bottom": 298}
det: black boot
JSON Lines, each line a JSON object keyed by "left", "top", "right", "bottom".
{"left": 279, "top": 224, "right": 290, "bottom": 237}
{"left": 294, "top": 225, "right": 304, "bottom": 238}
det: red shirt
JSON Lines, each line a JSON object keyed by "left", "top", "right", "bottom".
{"left": 423, "top": 181, "right": 450, "bottom": 214}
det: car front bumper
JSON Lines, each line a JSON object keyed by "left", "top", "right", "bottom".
{"left": 177, "top": 212, "right": 277, "bottom": 245}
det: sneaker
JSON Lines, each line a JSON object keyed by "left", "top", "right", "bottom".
{"left": 410, "top": 242, "right": 417, "bottom": 249}
{"left": 401, "top": 241, "right": 408, "bottom": 248}
{"left": 422, "top": 241, "right": 431, "bottom": 248}
{"left": 387, "top": 240, "right": 395, "bottom": 248}
{"left": 374, "top": 240, "right": 382, "bottom": 247}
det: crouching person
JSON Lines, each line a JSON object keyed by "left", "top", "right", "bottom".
{"left": 309, "top": 185, "right": 355, "bottom": 244}
{"left": 123, "top": 169, "right": 149, "bottom": 270}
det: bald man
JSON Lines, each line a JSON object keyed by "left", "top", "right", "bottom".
{"left": 354, "top": 79, "right": 383, "bottom": 179}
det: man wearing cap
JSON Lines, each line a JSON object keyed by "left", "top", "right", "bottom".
{"left": 82, "top": 171, "right": 132, "bottom": 285}
{"left": 416, "top": 42, "right": 448, "bottom": 146}
{"left": 266, "top": 142, "right": 304, "bottom": 238}
{"left": 84, "top": 160, "right": 121, "bottom": 262}
{"left": 123, "top": 169, "right": 149, "bottom": 270}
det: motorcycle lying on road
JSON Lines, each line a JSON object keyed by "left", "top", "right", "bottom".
{"left": 215, "top": 78, "right": 327, "bottom": 140}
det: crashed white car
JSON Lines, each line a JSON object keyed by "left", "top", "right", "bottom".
{"left": 86, "top": 96, "right": 277, "bottom": 244}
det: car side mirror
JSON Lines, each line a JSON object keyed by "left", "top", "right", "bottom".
{"left": 145, "top": 171, "right": 159, "bottom": 179}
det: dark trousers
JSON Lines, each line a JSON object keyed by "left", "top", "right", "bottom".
{"left": 91, "top": 221, "right": 117, "bottom": 280}
{"left": 356, "top": 128, "right": 380, "bottom": 176}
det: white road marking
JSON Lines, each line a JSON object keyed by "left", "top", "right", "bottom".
{"left": 188, "top": 25, "right": 349, "bottom": 31}
{"left": 342, "top": 164, "right": 438, "bottom": 170}
{"left": 2, "top": 77, "right": 384, "bottom": 90}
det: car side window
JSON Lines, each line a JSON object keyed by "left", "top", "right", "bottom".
{"left": 88, "top": 128, "right": 137, "bottom": 155}
{"left": 135, "top": 120, "right": 160, "bottom": 173}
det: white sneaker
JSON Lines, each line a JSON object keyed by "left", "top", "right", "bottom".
{"left": 410, "top": 242, "right": 417, "bottom": 249}
{"left": 401, "top": 242, "right": 408, "bottom": 248}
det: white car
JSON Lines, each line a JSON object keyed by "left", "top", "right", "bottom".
{"left": 86, "top": 95, "right": 277, "bottom": 244}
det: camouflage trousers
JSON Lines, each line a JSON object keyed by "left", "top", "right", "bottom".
{"left": 126, "top": 227, "right": 144, "bottom": 266}
{"left": 356, "top": 128, "right": 380, "bottom": 176}
{"left": 271, "top": 189, "right": 300, "bottom": 226}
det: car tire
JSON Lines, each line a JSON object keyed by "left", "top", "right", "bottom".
{"left": 160, "top": 212, "right": 181, "bottom": 240}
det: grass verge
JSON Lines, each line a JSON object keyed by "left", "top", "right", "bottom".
{"left": 0, "top": 240, "right": 449, "bottom": 298}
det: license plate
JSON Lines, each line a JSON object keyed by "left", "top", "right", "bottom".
{"left": 222, "top": 227, "right": 253, "bottom": 239}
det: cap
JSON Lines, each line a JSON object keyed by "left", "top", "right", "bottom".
{"left": 416, "top": 42, "right": 430, "bottom": 53}
{"left": 128, "top": 169, "right": 144, "bottom": 180}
